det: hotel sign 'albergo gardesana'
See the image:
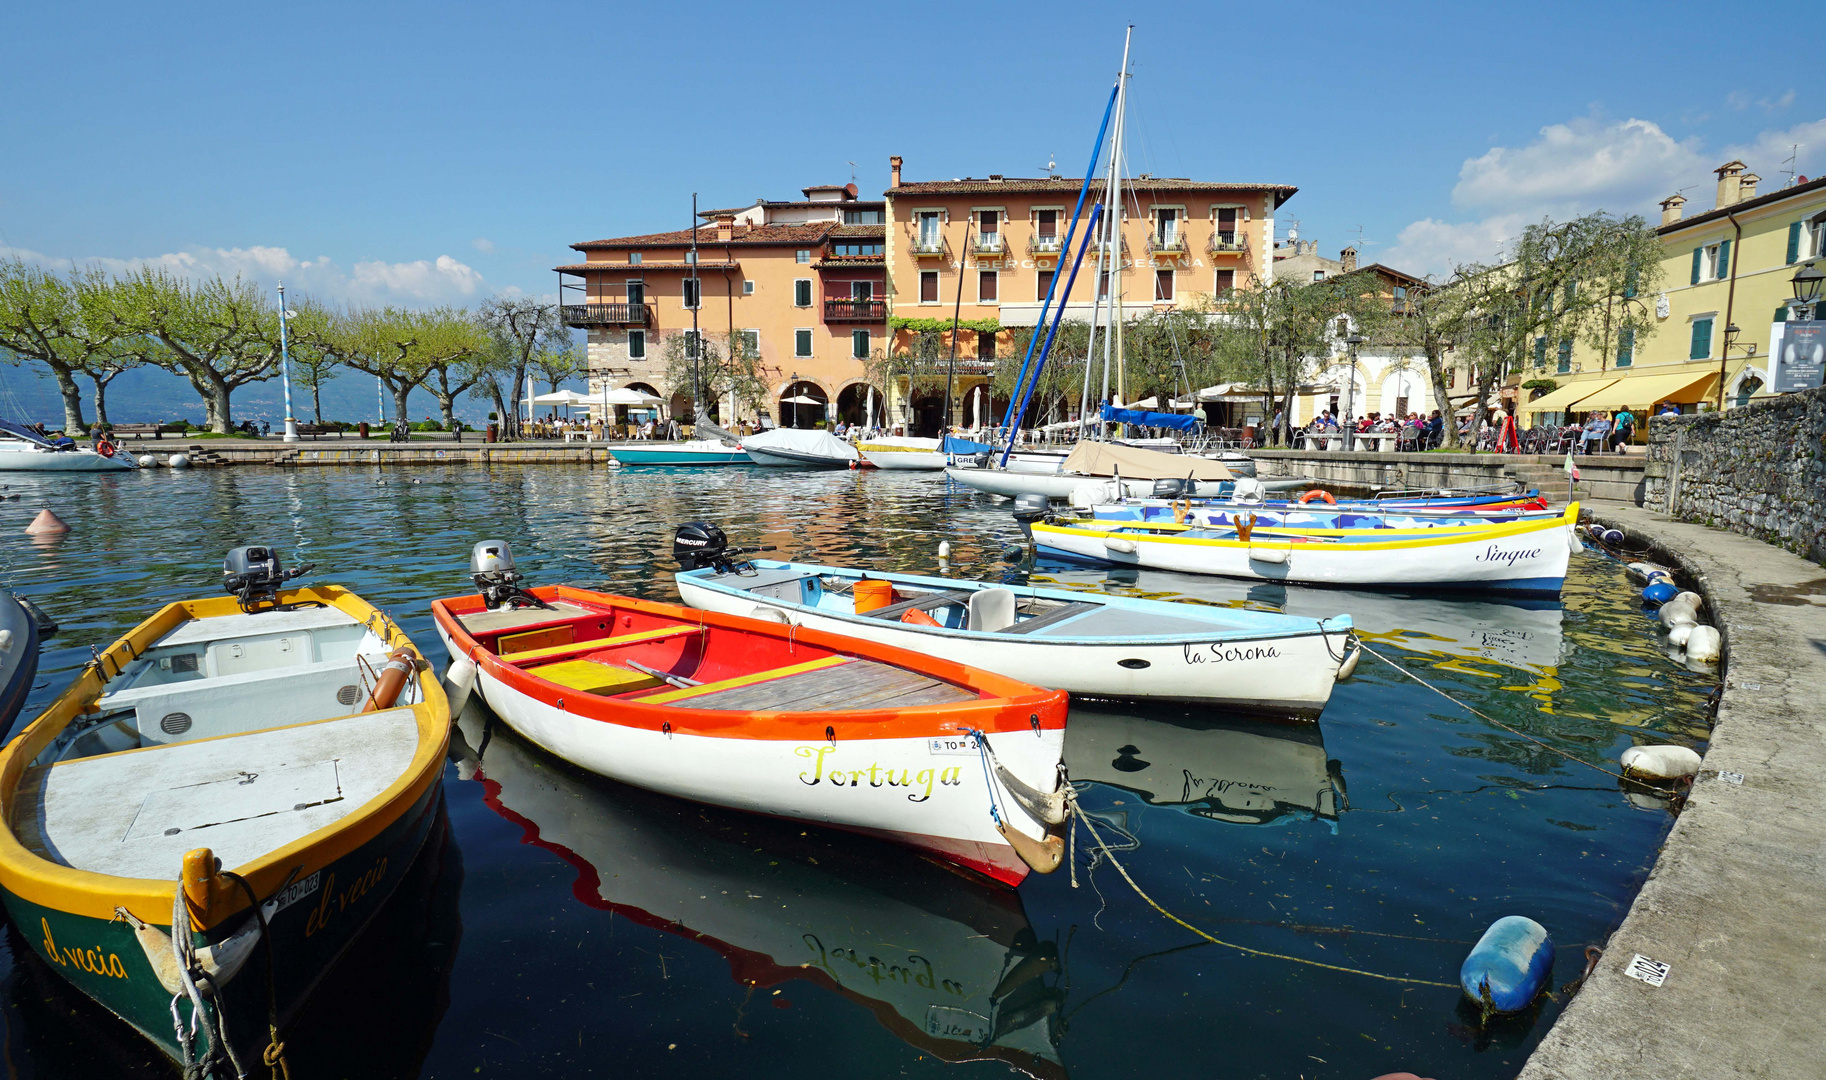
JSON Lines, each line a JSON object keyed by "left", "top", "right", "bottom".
{"left": 557, "top": 157, "right": 1295, "bottom": 436}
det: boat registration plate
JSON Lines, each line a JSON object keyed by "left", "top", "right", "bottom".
{"left": 927, "top": 734, "right": 981, "bottom": 756}
{"left": 264, "top": 872, "right": 322, "bottom": 917}
{"left": 926, "top": 1005, "right": 991, "bottom": 1042}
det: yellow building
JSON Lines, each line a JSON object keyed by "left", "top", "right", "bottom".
{"left": 1523, "top": 161, "right": 1826, "bottom": 425}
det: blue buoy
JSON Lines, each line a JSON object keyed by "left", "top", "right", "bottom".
{"left": 1602, "top": 528, "right": 1624, "bottom": 545}
{"left": 1643, "top": 581, "right": 1679, "bottom": 605}
{"left": 1461, "top": 916, "right": 1554, "bottom": 1014}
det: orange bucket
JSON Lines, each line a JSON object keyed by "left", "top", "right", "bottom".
{"left": 854, "top": 579, "right": 896, "bottom": 613}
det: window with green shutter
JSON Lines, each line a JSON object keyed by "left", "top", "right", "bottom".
{"left": 1689, "top": 318, "right": 1713, "bottom": 359}
{"left": 1616, "top": 328, "right": 1634, "bottom": 367}
{"left": 1691, "top": 247, "right": 1704, "bottom": 285}
{"left": 1790, "top": 221, "right": 1805, "bottom": 265}
{"left": 1717, "top": 239, "right": 1731, "bottom": 278}
{"left": 1556, "top": 338, "right": 1572, "bottom": 374}
{"left": 1533, "top": 336, "right": 1547, "bottom": 367}
{"left": 1775, "top": 304, "right": 1789, "bottom": 323}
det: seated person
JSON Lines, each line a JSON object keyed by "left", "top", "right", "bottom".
{"left": 1579, "top": 413, "right": 1611, "bottom": 453}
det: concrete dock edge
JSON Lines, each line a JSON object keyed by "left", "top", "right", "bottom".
{"left": 1516, "top": 503, "right": 1826, "bottom": 1080}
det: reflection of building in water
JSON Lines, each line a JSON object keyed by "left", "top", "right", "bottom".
{"left": 1066, "top": 706, "right": 1344, "bottom": 829}
{"left": 452, "top": 715, "right": 1064, "bottom": 1078}
{"left": 1035, "top": 565, "right": 1567, "bottom": 678}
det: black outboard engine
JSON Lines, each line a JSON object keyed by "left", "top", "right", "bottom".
{"left": 470, "top": 540, "right": 553, "bottom": 611}
{"left": 223, "top": 545, "right": 316, "bottom": 613}
{"left": 1151, "top": 477, "right": 1197, "bottom": 499}
{"left": 1011, "top": 493, "right": 1051, "bottom": 540}
{"left": 673, "top": 522, "right": 775, "bottom": 575}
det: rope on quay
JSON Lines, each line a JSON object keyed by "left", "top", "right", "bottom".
{"left": 1066, "top": 798, "right": 1459, "bottom": 990}
{"left": 1353, "top": 640, "right": 1680, "bottom": 791}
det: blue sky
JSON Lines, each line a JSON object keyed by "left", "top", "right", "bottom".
{"left": 2, "top": 0, "right": 1819, "bottom": 309}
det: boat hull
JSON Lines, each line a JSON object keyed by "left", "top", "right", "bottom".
{"left": 0, "top": 447, "right": 136, "bottom": 472}
{"left": 744, "top": 446, "right": 856, "bottom": 468}
{"left": 945, "top": 467, "right": 1310, "bottom": 499}
{"left": 0, "top": 593, "right": 39, "bottom": 737}
{"left": 676, "top": 567, "right": 1349, "bottom": 714}
{"left": 609, "top": 444, "right": 749, "bottom": 466}
{"left": 1030, "top": 506, "right": 1579, "bottom": 595}
{"left": 857, "top": 447, "right": 946, "bottom": 470}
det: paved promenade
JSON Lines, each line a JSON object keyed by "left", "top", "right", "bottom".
{"left": 1519, "top": 502, "right": 1826, "bottom": 1079}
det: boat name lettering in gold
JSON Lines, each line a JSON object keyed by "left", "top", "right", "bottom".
{"left": 795, "top": 746, "right": 962, "bottom": 802}
{"left": 40, "top": 919, "right": 128, "bottom": 979}
{"left": 304, "top": 856, "right": 389, "bottom": 937}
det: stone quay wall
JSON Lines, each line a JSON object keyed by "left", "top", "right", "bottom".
{"left": 1643, "top": 384, "right": 1826, "bottom": 564}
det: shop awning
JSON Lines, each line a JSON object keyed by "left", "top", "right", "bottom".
{"left": 1520, "top": 379, "right": 1618, "bottom": 413}
{"left": 1570, "top": 371, "right": 1718, "bottom": 411}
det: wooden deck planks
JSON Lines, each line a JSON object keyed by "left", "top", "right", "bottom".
{"left": 675, "top": 658, "right": 975, "bottom": 712}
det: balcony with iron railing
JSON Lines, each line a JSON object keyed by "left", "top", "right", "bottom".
{"left": 911, "top": 234, "right": 949, "bottom": 257}
{"left": 972, "top": 234, "right": 1005, "bottom": 256}
{"left": 824, "top": 298, "right": 887, "bottom": 322}
{"left": 1027, "top": 233, "right": 1063, "bottom": 256}
{"left": 1206, "top": 231, "right": 1249, "bottom": 255}
{"left": 561, "top": 302, "right": 654, "bottom": 328}
{"left": 1147, "top": 231, "right": 1187, "bottom": 256}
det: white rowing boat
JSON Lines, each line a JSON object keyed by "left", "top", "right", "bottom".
{"left": 857, "top": 436, "right": 945, "bottom": 470}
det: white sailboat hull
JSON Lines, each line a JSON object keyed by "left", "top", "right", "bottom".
{"left": 0, "top": 446, "right": 136, "bottom": 472}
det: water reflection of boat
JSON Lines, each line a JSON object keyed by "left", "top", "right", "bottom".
{"left": 1035, "top": 563, "right": 1566, "bottom": 677}
{"left": 451, "top": 712, "right": 1067, "bottom": 1079}
{"left": 1065, "top": 704, "right": 1344, "bottom": 829}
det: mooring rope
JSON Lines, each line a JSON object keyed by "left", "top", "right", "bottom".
{"left": 1352, "top": 640, "right": 1675, "bottom": 789}
{"left": 1067, "top": 798, "right": 1459, "bottom": 989}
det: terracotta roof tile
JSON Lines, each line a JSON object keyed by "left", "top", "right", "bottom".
{"left": 886, "top": 176, "right": 1299, "bottom": 208}
{"left": 555, "top": 261, "right": 739, "bottom": 275}
{"left": 572, "top": 223, "right": 836, "bottom": 250}
{"left": 829, "top": 224, "right": 887, "bottom": 238}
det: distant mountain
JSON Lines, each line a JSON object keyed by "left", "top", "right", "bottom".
{"left": 0, "top": 360, "right": 589, "bottom": 429}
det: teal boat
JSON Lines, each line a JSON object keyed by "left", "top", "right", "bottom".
{"left": 609, "top": 440, "right": 750, "bottom": 466}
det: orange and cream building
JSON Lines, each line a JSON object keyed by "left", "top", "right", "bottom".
{"left": 557, "top": 159, "right": 1298, "bottom": 432}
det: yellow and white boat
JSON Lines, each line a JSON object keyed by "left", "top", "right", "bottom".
{"left": 0, "top": 548, "right": 447, "bottom": 1076}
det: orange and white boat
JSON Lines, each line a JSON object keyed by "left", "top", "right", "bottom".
{"left": 432, "top": 541, "right": 1070, "bottom": 886}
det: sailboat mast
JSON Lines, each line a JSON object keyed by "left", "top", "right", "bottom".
{"left": 690, "top": 193, "right": 702, "bottom": 425}
{"left": 1099, "top": 27, "right": 1131, "bottom": 436}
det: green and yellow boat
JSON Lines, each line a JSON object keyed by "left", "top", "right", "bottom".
{"left": 0, "top": 547, "right": 448, "bottom": 1076}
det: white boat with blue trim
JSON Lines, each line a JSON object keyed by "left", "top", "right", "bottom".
{"left": 672, "top": 533, "right": 1355, "bottom": 716}
{"left": 1027, "top": 504, "right": 1581, "bottom": 596}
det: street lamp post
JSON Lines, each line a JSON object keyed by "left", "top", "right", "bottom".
{"left": 1342, "top": 333, "right": 1366, "bottom": 451}
{"left": 277, "top": 283, "right": 299, "bottom": 442}
{"left": 1792, "top": 261, "right": 1824, "bottom": 321}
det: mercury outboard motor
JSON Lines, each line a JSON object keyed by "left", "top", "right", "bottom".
{"left": 470, "top": 540, "right": 552, "bottom": 611}
{"left": 673, "top": 522, "right": 776, "bottom": 574}
{"left": 1151, "top": 477, "right": 1197, "bottom": 499}
{"left": 1011, "top": 493, "right": 1051, "bottom": 540}
{"left": 223, "top": 545, "right": 316, "bottom": 613}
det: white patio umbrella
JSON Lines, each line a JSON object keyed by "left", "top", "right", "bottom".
{"left": 781, "top": 393, "right": 825, "bottom": 429}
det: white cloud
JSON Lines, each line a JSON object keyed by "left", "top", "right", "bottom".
{"left": 1385, "top": 114, "right": 1826, "bottom": 276}
{"left": 0, "top": 242, "right": 490, "bottom": 306}
{"left": 472, "top": 237, "right": 495, "bottom": 252}
{"left": 1727, "top": 89, "right": 1796, "bottom": 112}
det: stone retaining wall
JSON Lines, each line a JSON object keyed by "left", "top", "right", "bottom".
{"left": 1250, "top": 449, "right": 1646, "bottom": 504}
{"left": 1643, "top": 384, "right": 1826, "bottom": 564}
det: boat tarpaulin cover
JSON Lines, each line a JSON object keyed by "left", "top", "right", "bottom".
{"left": 1100, "top": 404, "right": 1200, "bottom": 432}
{"left": 741, "top": 427, "right": 860, "bottom": 460}
{"left": 696, "top": 417, "right": 741, "bottom": 446}
{"left": 0, "top": 420, "right": 55, "bottom": 448}
{"left": 941, "top": 434, "right": 995, "bottom": 455}
{"left": 1061, "top": 441, "right": 1235, "bottom": 481}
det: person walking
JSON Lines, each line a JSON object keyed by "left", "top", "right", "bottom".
{"left": 1610, "top": 407, "right": 1636, "bottom": 453}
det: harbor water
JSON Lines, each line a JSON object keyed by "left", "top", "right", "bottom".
{"left": 0, "top": 464, "right": 1715, "bottom": 1079}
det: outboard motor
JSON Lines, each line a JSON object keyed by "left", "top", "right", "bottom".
{"left": 1151, "top": 477, "right": 1197, "bottom": 499}
{"left": 1011, "top": 493, "right": 1051, "bottom": 540}
{"left": 223, "top": 545, "right": 316, "bottom": 613}
{"left": 470, "top": 540, "right": 552, "bottom": 611}
{"left": 674, "top": 522, "right": 776, "bottom": 575}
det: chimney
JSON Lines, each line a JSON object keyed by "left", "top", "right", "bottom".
{"left": 1660, "top": 193, "right": 1686, "bottom": 226}
{"left": 1739, "top": 173, "right": 1760, "bottom": 201}
{"left": 1715, "top": 160, "right": 1746, "bottom": 208}
{"left": 889, "top": 155, "right": 903, "bottom": 189}
{"left": 1340, "top": 246, "right": 1358, "bottom": 272}
{"left": 715, "top": 214, "right": 734, "bottom": 243}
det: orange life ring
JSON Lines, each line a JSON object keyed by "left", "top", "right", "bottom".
{"left": 96, "top": 439, "right": 115, "bottom": 458}
{"left": 1298, "top": 489, "right": 1336, "bottom": 505}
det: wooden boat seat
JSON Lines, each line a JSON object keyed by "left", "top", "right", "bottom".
{"left": 506, "top": 625, "right": 705, "bottom": 665}
{"left": 636, "top": 655, "right": 976, "bottom": 712}
{"left": 530, "top": 659, "right": 664, "bottom": 696}
{"left": 1003, "top": 601, "right": 1101, "bottom": 635}
{"left": 861, "top": 590, "right": 976, "bottom": 621}
{"left": 456, "top": 601, "right": 599, "bottom": 635}
{"left": 11, "top": 709, "right": 418, "bottom": 881}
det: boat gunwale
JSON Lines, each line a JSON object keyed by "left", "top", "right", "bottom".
{"left": 0, "top": 585, "right": 449, "bottom": 928}
{"left": 432, "top": 585, "right": 1067, "bottom": 742}
{"left": 677, "top": 560, "right": 1352, "bottom": 646}
{"left": 1034, "top": 503, "right": 1579, "bottom": 552}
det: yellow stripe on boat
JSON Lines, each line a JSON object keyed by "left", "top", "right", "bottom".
{"left": 1041, "top": 503, "right": 1579, "bottom": 552}
{"left": 505, "top": 624, "right": 703, "bottom": 664}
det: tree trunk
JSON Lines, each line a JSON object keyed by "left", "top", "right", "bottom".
{"left": 50, "top": 365, "right": 86, "bottom": 434}
{"left": 311, "top": 381, "right": 323, "bottom": 424}
{"left": 392, "top": 384, "right": 413, "bottom": 427}
{"left": 432, "top": 390, "right": 457, "bottom": 433}
{"left": 488, "top": 381, "right": 511, "bottom": 441}
{"left": 210, "top": 379, "right": 233, "bottom": 434}
{"left": 89, "top": 373, "right": 111, "bottom": 428}
{"left": 1426, "top": 349, "right": 1459, "bottom": 450}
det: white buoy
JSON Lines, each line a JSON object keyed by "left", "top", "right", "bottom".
{"left": 1674, "top": 590, "right": 1703, "bottom": 611}
{"left": 938, "top": 540, "right": 951, "bottom": 558}
{"left": 1686, "top": 625, "right": 1722, "bottom": 663}
{"left": 1658, "top": 601, "right": 1699, "bottom": 628}
{"left": 1668, "top": 623, "right": 1695, "bottom": 648}
{"left": 136, "top": 454, "right": 156, "bottom": 467}
{"left": 1336, "top": 645, "right": 1361, "bottom": 680}
{"left": 442, "top": 655, "right": 478, "bottom": 719}
{"left": 168, "top": 453, "right": 191, "bottom": 469}
{"left": 1621, "top": 744, "right": 1702, "bottom": 780}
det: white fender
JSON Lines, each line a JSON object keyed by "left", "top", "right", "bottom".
{"left": 1658, "top": 601, "right": 1698, "bottom": 628}
{"left": 1686, "top": 624, "right": 1722, "bottom": 663}
{"left": 1668, "top": 622, "right": 1695, "bottom": 648}
{"left": 1104, "top": 537, "right": 1139, "bottom": 555}
{"left": 1673, "top": 590, "right": 1703, "bottom": 611}
{"left": 1620, "top": 744, "right": 1702, "bottom": 780}
{"left": 442, "top": 655, "right": 478, "bottom": 719}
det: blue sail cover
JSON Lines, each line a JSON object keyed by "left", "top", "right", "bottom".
{"left": 0, "top": 419, "right": 55, "bottom": 448}
{"left": 941, "top": 434, "right": 995, "bottom": 455}
{"left": 1100, "top": 405, "right": 1200, "bottom": 432}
